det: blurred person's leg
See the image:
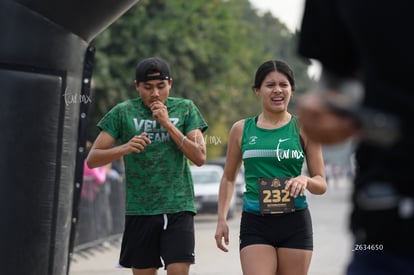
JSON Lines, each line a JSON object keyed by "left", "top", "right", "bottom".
{"left": 347, "top": 250, "right": 414, "bottom": 275}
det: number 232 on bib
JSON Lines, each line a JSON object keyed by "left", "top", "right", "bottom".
{"left": 258, "top": 177, "right": 295, "bottom": 215}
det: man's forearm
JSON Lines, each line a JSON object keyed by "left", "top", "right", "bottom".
{"left": 87, "top": 146, "right": 125, "bottom": 168}
{"left": 163, "top": 122, "right": 206, "bottom": 166}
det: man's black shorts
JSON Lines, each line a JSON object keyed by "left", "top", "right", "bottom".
{"left": 119, "top": 211, "right": 195, "bottom": 269}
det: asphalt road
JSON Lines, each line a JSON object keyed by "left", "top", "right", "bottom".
{"left": 69, "top": 177, "right": 353, "bottom": 275}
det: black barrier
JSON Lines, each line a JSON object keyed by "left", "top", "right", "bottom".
{"left": 75, "top": 159, "right": 126, "bottom": 247}
{"left": 0, "top": 0, "right": 138, "bottom": 274}
{"left": 69, "top": 45, "right": 96, "bottom": 269}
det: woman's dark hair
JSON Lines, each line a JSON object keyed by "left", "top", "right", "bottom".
{"left": 252, "top": 60, "right": 295, "bottom": 91}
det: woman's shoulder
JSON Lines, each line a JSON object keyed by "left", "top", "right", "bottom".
{"left": 230, "top": 116, "right": 257, "bottom": 135}
{"left": 232, "top": 117, "right": 254, "bottom": 129}
{"left": 290, "top": 113, "right": 299, "bottom": 123}
{"left": 289, "top": 114, "right": 301, "bottom": 129}
{"left": 234, "top": 118, "right": 246, "bottom": 125}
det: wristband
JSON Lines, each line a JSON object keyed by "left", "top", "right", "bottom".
{"left": 178, "top": 136, "right": 187, "bottom": 149}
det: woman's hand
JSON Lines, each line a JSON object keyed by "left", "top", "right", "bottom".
{"left": 215, "top": 220, "right": 230, "bottom": 252}
{"left": 285, "top": 176, "right": 308, "bottom": 198}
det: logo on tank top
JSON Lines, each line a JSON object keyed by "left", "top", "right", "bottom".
{"left": 249, "top": 136, "right": 258, "bottom": 145}
{"left": 276, "top": 137, "right": 304, "bottom": 161}
{"left": 243, "top": 136, "right": 304, "bottom": 160}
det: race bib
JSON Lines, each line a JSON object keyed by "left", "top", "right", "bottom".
{"left": 258, "top": 177, "right": 295, "bottom": 214}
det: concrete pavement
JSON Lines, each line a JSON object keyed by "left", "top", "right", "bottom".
{"left": 69, "top": 177, "right": 353, "bottom": 275}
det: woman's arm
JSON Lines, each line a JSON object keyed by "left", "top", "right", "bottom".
{"left": 285, "top": 129, "right": 327, "bottom": 197}
{"left": 303, "top": 136, "right": 328, "bottom": 195}
{"left": 215, "top": 120, "right": 244, "bottom": 252}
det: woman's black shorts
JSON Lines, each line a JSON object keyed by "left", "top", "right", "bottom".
{"left": 239, "top": 208, "right": 313, "bottom": 251}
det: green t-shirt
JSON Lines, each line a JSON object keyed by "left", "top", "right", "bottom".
{"left": 97, "top": 97, "right": 208, "bottom": 215}
{"left": 241, "top": 115, "right": 307, "bottom": 213}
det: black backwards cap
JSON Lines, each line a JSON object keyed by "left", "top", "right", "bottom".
{"left": 135, "top": 57, "right": 172, "bottom": 82}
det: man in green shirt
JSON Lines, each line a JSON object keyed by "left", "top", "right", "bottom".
{"left": 87, "top": 57, "right": 208, "bottom": 275}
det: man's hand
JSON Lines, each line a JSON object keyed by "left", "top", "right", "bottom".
{"left": 296, "top": 93, "right": 358, "bottom": 144}
{"left": 150, "top": 101, "right": 169, "bottom": 126}
{"left": 123, "top": 132, "right": 151, "bottom": 154}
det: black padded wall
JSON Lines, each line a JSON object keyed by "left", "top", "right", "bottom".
{"left": 0, "top": 0, "right": 138, "bottom": 274}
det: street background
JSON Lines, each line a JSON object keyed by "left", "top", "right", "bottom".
{"left": 69, "top": 177, "right": 353, "bottom": 275}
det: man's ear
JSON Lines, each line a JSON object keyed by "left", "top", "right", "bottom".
{"left": 134, "top": 80, "right": 140, "bottom": 94}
